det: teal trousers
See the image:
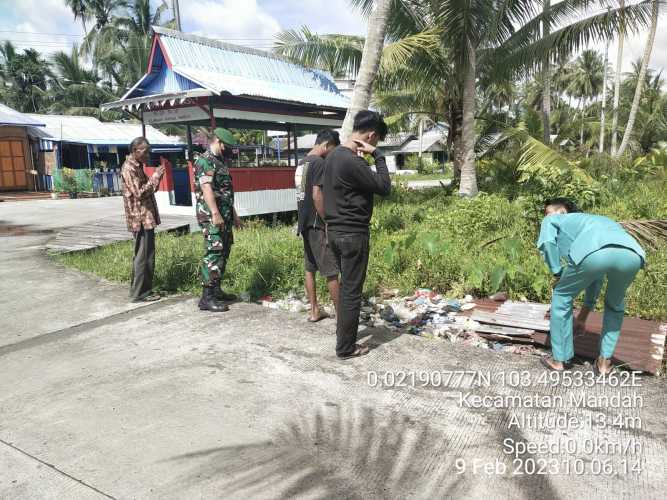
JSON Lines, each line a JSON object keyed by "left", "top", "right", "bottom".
{"left": 550, "top": 246, "right": 642, "bottom": 362}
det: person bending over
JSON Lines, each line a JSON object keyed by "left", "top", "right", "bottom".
{"left": 537, "top": 198, "right": 645, "bottom": 374}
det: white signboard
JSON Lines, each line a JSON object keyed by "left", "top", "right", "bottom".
{"left": 144, "top": 106, "right": 208, "bottom": 124}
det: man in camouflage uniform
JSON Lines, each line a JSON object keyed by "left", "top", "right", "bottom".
{"left": 194, "top": 128, "right": 242, "bottom": 312}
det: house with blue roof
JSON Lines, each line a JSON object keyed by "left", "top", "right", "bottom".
{"left": 102, "top": 27, "right": 350, "bottom": 216}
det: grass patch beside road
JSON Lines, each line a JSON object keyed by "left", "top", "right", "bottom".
{"left": 55, "top": 181, "right": 667, "bottom": 321}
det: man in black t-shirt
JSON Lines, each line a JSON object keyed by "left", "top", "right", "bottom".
{"left": 296, "top": 129, "right": 341, "bottom": 322}
{"left": 323, "top": 111, "right": 390, "bottom": 359}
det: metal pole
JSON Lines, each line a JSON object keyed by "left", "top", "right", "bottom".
{"left": 293, "top": 124, "right": 298, "bottom": 164}
{"left": 186, "top": 124, "right": 193, "bottom": 161}
{"left": 141, "top": 109, "right": 146, "bottom": 137}
{"left": 172, "top": 0, "right": 182, "bottom": 31}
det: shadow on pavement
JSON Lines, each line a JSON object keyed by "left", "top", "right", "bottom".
{"left": 164, "top": 404, "right": 466, "bottom": 498}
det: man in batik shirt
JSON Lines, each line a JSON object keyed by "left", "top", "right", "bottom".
{"left": 121, "top": 137, "right": 165, "bottom": 302}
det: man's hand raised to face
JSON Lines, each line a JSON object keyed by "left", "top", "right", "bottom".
{"left": 353, "top": 139, "right": 376, "bottom": 155}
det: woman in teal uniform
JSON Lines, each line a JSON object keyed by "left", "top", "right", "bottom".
{"left": 537, "top": 198, "right": 645, "bottom": 374}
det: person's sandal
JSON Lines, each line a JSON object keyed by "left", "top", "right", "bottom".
{"left": 593, "top": 358, "right": 615, "bottom": 376}
{"left": 540, "top": 356, "right": 571, "bottom": 372}
{"left": 337, "top": 344, "right": 370, "bottom": 360}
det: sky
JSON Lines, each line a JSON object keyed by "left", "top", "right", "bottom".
{"left": 0, "top": 0, "right": 664, "bottom": 77}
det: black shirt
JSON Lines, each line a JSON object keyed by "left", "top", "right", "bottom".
{"left": 297, "top": 154, "right": 326, "bottom": 235}
{"left": 323, "top": 146, "right": 391, "bottom": 234}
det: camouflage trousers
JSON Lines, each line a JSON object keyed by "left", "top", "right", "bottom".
{"left": 200, "top": 223, "right": 233, "bottom": 286}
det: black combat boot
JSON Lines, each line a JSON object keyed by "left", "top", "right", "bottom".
{"left": 198, "top": 286, "right": 229, "bottom": 312}
{"left": 212, "top": 279, "right": 238, "bottom": 302}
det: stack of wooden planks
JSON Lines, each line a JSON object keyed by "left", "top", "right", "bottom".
{"left": 468, "top": 300, "right": 666, "bottom": 375}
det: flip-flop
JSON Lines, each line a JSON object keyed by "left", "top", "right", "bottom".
{"left": 593, "top": 360, "right": 616, "bottom": 376}
{"left": 337, "top": 344, "right": 370, "bottom": 360}
{"left": 540, "top": 356, "right": 569, "bottom": 372}
{"left": 307, "top": 311, "right": 330, "bottom": 323}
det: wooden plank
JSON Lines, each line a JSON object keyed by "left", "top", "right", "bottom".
{"left": 47, "top": 216, "right": 192, "bottom": 253}
{"left": 474, "top": 325, "right": 535, "bottom": 337}
{"left": 477, "top": 333, "right": 534, "bottom": 344}
{"left": 471, "top": 311, "right": 550, "bottom": 331}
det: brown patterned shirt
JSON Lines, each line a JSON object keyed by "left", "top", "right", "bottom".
{"left": 120, "top": 156, "right": 162, "bottom": 232}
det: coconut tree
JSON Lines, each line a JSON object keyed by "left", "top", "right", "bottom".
{"left": 47, "top": 46, "right": 118, "bottom": 116}
{"left": 278, "top": 0, "right": 656, "bottom": 195}
{"left": 65, "top": 0, "right": 90, "bottom": 36}
{"left": 542, "top": 0, "right": 552, "bottom": 144}
{"left": 610, "top": 0, "right": 625, "bottom": 155}
{"left": 616, "top": 0, "right": 660, "bottom": 157}
{"left": 83, "top": 0, "right": 173, "bottom": 92}
{"left": 0, "top": 43, "right": 51, "bottom": 112}
{"left": 434, "top": 0, "right": 655, "bottom": 195}
{"left": 566, "top": 50, "right": 606, "bottom": 148}
{"left": 340, "top": 0, "right": 392, "bottom": 139}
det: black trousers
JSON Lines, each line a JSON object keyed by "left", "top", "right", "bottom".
{"left": 329, "top": 231, "right": 370, "bottom": 357}
{"left": 130, "top": 227, "right": 155, "bottom": 300}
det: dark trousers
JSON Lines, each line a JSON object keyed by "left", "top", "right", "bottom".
{"left": 130, "top": 227, "right": 155, "bottom": 300}
{"left": 329, "top": 231, "right": 370, "bottom": 357}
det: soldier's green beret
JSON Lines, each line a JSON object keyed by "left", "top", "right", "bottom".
{"left": 213, "top": 128, "right": 236, "bottom": 146}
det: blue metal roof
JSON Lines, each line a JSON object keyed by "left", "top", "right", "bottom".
{"left": 0, "top": 103, "right": 45, "bottom": 127}
{"left": 125, "top": 27, "right": 349, "bottom": 110}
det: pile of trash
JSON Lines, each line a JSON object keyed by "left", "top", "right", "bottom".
{"left": 260, "top": 288, "right": 543, "bottom": 356}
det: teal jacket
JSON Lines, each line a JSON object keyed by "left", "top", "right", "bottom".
{"left": 537, "top": 213, "right": 646, "bottom": 276}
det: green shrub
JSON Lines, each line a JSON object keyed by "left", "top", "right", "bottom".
{"left": 55, "top": 169, "right": 667, "bottom": 321}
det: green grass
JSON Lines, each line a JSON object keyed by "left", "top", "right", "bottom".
{"left": 55, "top": 174, "right": 667, "bottom": 321}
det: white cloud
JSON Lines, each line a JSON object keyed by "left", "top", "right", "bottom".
{"left": 181, "top": 0, "right": 282, "bottom": 47}
{"left": 0, "top": 0, "right": 84, "bottom": 55}
{"left": 606, "top": 26, "right": 667, "bottom": 75}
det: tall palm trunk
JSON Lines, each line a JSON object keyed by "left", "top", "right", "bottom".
{"left": 599, "top": 36, "right": 609, "bottom": 153}
{"left": 610, "top": 0, "right": 625, "bottom": 155}
{"left": 340, "top": 0, "right": 391, "bottom": 140}
{"left": 542, "top": 0, "right": 551, "bottom": 144}
{"left": 579, "top": 98, "right": 585, "bottom": 146}
{"left": 448, "top": 99, "right": 463, "bottom": 179}
{"left": 458, "top": 45, "right": 477, "bottom": 197}
{"left": 616, "top": 0, "right": 659, "bottom": 157}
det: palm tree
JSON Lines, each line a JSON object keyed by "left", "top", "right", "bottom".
{"left": 275, "top": 28, "right": 364, "bottom": 78}
{"left": 566, "top": 50, "right": 605, "bottom": 148}
{"left": 80, "top": 0, "right": 127, "bottom": 64}
{"left": 81, "top": 0, "right": 172, "bottom": 92}
{"left": 435, "top": 0, "right": 654, "bottom": 196}
{"left": 542, "top": 0, "right": 552, "bottom": 144}
{"left": 65, "top": 0, "right": 89, "bottom": 36}
{"left": 47, "top": 46, "right": 118, "bottom": 116}
{"left": 340, "top": 0, "right": 392, "bottom": 139}
{"left": 616, "top": 0, "right": 660, "bottom": 158}
{"left": 610, "top": 0, "right": 626, "bottom": 155}
{"left": 0, "top": 43, "right": 51, "bottom": 112}
{"left": 277, "top": 0, "right": 655, "bottom": 196}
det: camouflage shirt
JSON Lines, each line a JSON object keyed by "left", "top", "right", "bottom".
{"left": 194, "top": 150, "right": 235, "bottom": 224}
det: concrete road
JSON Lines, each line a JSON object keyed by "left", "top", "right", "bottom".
{"left": 1, "top": 199, "right": 666, "bottom": 499}
{"left": 404, "top": 178, "right": 452, "bottom": 190}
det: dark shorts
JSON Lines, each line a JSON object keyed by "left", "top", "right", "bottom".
{"left": 303, "top": 227, "right": 339, "bottom": 278}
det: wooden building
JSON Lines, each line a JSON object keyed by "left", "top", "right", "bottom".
{"left": 0, "top": 103, "right": 45, "bottom": 191}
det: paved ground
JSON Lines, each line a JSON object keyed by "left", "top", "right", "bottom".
{"left": 1, "top": 198, "right": 666, "bottom": 500}
{"left": 404, "top": 178, "right": 453, "bottom": 190}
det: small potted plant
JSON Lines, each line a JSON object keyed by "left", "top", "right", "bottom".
{"left": 61, "top": 168, "right": 79, "bottom": 199}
